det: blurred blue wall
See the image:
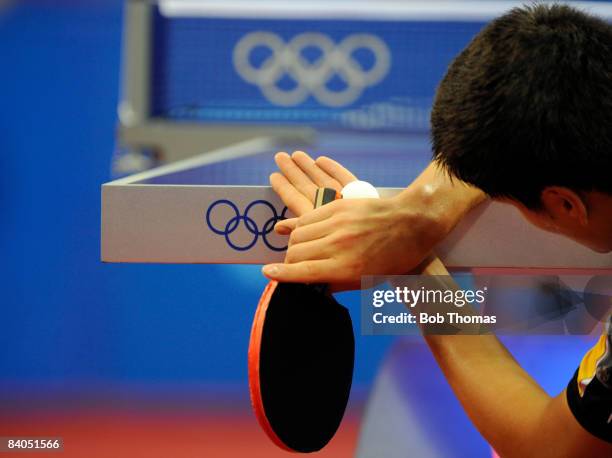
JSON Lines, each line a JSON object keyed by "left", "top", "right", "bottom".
{"left": 0, "top": 1, "right": 392, "bottom": 391}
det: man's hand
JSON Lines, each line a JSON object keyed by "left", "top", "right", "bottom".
{"left": 262, "top": 151, "right": 484, "bottom": 291}
{"left": 267, "top": 194, "right": 443, "bottom": 291}
{"left": 266, "top": 150, "right": 356, "bottom": 217}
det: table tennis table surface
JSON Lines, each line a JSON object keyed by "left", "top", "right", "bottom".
{"left": 133, "top": 131, "right": 433, "bottom": 187}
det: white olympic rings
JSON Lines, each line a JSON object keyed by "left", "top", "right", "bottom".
{"left": 233, "top": 31, "right": 391, "bottom": 107}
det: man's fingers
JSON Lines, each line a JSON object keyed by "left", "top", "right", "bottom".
{"left": 262, "top": 259, "right": 341, "bottom": 283}
{"left": 275, "top": 209, "right": 337, "bottom": 238}
{"left": 288, "top": 218, "right": 336, "bottom": 245}
{"left": 283, "top": 237, "right": 334, "bottom": 264}
{"left": 262, "top": 262, "right": 360, "bottom": 291}
{"left": 291, "top": 151, "right": 343, "bottom": 191}
{"left": 269, "top": 172, "right": 312, "bottom": 216}
{"left": 274, "top": 152, "right": 317, "bottom": 202}
{"left": 274, "top": 217, "right": 297, "bottom": 235}
{"left": 315, "top": 156, "right": 358, "bottom": 187}
{"left": 296, "top": 199, "right": 342, "bottom": 226}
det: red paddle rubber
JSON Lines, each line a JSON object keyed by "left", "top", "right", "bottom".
{"left": 248, "top": 280, "right": 292, "bottom": 452}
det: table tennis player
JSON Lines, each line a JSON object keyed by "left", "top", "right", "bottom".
{"left": 262, "top": 4, "right": 612, "bottom": 457}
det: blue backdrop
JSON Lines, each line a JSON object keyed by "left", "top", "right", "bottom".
{"left": 0, "top": 1, "right": 392, "bottom": 392}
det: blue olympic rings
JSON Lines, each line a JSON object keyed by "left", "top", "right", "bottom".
{"left": 205, "top": 199, "right": 289, "bottom": 252}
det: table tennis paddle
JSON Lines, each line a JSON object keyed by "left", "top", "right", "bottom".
{"left": 248, "top": 187, "right": 354, "bottom": 453}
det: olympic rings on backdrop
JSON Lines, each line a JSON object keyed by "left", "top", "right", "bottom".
{"left": 206, "top": 199, "right": 288, "bottom": 252}
{"left": 233, "top": 31, "right": 391, "bottom": 107}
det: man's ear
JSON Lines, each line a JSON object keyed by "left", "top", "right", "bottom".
{"left": 540, "top": 186, "right": 588, "bottom": 226}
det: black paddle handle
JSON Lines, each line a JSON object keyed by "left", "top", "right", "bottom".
{"left": 314, "top": 187, "right": 338, "bottom": 209}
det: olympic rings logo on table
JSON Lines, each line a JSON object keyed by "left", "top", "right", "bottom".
{"left": 233, "top": 31, "right": 391, "bottom": 107}
{"left": 206, "top": 199, "right": 289, "bottom": 252}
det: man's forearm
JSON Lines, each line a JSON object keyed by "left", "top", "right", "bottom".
{"left": 424, "top": 333, "right": 551, "bottom": 457}
{"left": 423, "top": 333, "right": 612, "bottom": 457}
{"left": 397, "top": 267, "right": 551, "bottom": 457}
{"left": 403, "top": 257, "right": 611, "bottom": 458}
{"left": 395, "top": 160, "right": 486, "bottom": 235}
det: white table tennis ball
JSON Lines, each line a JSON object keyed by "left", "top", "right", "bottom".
{"left": 341, "top": 180, "right": 380, "bottom": 199}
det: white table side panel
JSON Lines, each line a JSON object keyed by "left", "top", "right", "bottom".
{"left": 101, "top": 184, "right": 612, "bottom": 268}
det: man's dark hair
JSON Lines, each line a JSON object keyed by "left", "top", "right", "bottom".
{"left": 431, "top": 3, "right": 612, "bottom": 209}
